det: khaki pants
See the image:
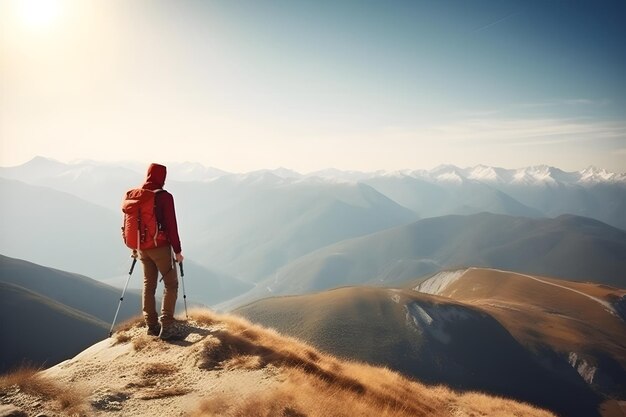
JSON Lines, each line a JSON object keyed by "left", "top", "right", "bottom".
{"left": 138, "top": 245, "right": 178, "bottom": 326}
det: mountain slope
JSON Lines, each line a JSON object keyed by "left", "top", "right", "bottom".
{"left": 250, "top": 213, "right": 626, "bottom": 302}
{"left": 0, "top": 255, "right": 147, "bottom": 372}
{"left": 236, "top": 287, "right": 602, "bottom": 417}
{"left": 412, "top": 268, "right": 626, "bottom": 397}
{"left": 0, "top": 178, "right": 128, "bottom": 279}
{"left": 0, "top": 282, "right": 108, "bottom": 373}
{"left": 176, "top": 177, "right": 418, "bottom": 282}
{"left": 0, "top": 254, "right": 142, "bottom": 324}
{"left": 0, "top": 156, "right": 143, "bottom": 211}
{"left": 492, "top": 181, "right": 626, "bottom": 231}
{"left": 363, "top": 175, "right": 543, "bottom": 218}
{"left": 0, "top": 310, "right": 555, "bottom": 417}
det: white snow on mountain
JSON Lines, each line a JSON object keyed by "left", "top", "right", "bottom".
{"left": 168, "top": 162, "right": 230, "bottom": 182}
{"left": 427, "top": 165, "right": 467, "bottom": 185}
{"left": 1, "top": 157, "right": 624, "bottom": 186}
{"left": 466, "top": 165, "right": 508, "bottom": 183}
{"left": 305, "top": 168, "right": 378, "bottom": 182}
{"left": 579, "top": 166, "right": 625, "bottom": 183}
{"left": 414, "top": 269, "right": 469, "bottom": 296}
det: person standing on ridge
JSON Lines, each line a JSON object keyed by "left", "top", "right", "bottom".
{"left": 122, "top": 163, "right": 184, "bottom": 340}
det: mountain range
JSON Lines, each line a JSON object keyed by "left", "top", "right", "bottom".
{"left": 219, "top": 212, "right": 626, "bottom": 309}
{"left": 1, "top": 158, "right": 625, "bottom": 287}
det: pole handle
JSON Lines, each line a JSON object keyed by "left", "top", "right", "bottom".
{"left": 178, "top": 261, "right": 188, "bottom": 319}
{"left": 129, "top": 257, "right": 137, "bottom": 275}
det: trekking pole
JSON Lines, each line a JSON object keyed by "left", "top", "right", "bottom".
{"left": 179, "top": 261, "right": 188, "bottom": 319}
{"left": 109, "top": 256, "right": 138, "bottom": 337}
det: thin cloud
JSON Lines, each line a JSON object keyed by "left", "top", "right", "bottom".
{"left": 516, "top": 99, "right": 610, "bottom": 109}
{"left": 472, "top": 11, "right": 519, "bottom": 33}
{"left": 456, "top": 99, "right": 610, "bottom": 119}
{"left": 422, "top": 117, "right": 626, "bottom": 145}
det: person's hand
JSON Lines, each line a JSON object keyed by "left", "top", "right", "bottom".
{"left": 131, "top": 250, "right": 138, "bottom": 259}
{"left": 175, "top": 252, "right": 184, "bottom": 263}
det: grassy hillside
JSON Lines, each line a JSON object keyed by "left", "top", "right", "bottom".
{"left": 0, "top": 309, "right": 555, "bottom": 417}
{"left": 412, "top": 268, "right": 626, "bottom": 397}
{"left": 236, "top": 285, "right": 603, "bottom": 417}
{"left": 0, "top": 282, "right": 108, "bottom": 373}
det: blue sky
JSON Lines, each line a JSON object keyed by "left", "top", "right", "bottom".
{"left": 1, "top": 0, "right": 625, "bottom": 171}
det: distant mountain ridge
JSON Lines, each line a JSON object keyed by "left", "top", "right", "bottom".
{"left": 219, "top": 212, "right": 626, "bottom": 309}
{"left": 3, "top": 157, "right": 624, "bottom": 231}
{"left": 2, "top": 157, "right": 625, "bottom": 298}
{"left": 2, "top": 156, "right": 624, "bottom": 185}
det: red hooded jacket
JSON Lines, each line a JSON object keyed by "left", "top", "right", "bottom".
{"left": 141, "top": 163, "right": 182, "bottom": 254}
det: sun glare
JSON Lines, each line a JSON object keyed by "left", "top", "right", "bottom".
{"left": 17, "top": 0, "right": 63, "bottom": 30}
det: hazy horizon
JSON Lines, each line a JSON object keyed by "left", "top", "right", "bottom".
{"left": 1, "top": 0, "right": 625, "bottom": 172}
{"left": 2, "top": 154, "right": 625, "bottom": 175}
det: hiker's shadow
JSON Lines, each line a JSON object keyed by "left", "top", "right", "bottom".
{"left": 164, "top": 321, "right": 211, "bottom": 347}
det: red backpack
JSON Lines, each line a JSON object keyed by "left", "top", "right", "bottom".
{"left": 121, "top": 188, "right": 168, "bottom": 250}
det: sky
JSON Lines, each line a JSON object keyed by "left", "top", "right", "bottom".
{"left": 1, "top": 0, "right": 625, "bottom": 172}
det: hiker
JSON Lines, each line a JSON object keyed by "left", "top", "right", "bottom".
{"left": 122, "top": 163, "right": 184, "bottom": 340}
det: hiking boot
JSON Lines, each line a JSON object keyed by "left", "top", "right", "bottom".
{"left": 147, "top": 324, "right": 161, "bottom": 336}
{"left": 158, "top": 323, "right": 180, "bottom": 340}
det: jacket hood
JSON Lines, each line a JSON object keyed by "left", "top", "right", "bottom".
{"left": 143, "top": 163, "right": 167, "bottom": 189}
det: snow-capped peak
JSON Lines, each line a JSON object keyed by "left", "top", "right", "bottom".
{"left": 429, "top": 165, "right": 466, "bottom": 184}
{"left": 579, "top": 166, "right": 617, "bottom": 183}
{"left": 465, "top": 165, "right": 514, "bottom": 183}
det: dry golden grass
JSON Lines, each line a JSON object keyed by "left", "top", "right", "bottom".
{"left": 438, "top": 268, "right": 626, "bottom": 365}
{"left": 111, "top": 315, "right": 146, "bottom": 346}
{"left": 192, "top": 366, "right": 552, "bottom": 417}
{"left": 132, "top": 335, "right": 151, "bottom": 351}
{"left": 114, "top": 315, "right": 145, "bottom": 333}
{"left": 0, "top": 366, "right": 90, "bottom": 416}
{"left": 141, "top": 362, "right": 178, "bottom": 378}
{"left": 188, "top": 309, "right": 555, "bottom": 417}
{"left": 190, "top": 308, "right": 220, "bottom": 326}
{"left": 222, "top": 354, "right": 263, "bottom": 370}
{"left": 114, "top": 332, "right": 132, "bottom": 344}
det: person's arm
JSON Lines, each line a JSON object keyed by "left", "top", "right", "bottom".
{"left": 160, "top": 192, "right": 182, "bottom": 256}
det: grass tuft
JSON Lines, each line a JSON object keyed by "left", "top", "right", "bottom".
{"left": 0, "top": 366, "right": 90, "bottom": 415}
{"left": 132, "top": 335, "right": 151, "bottom": 351}
{"left": 141, "top": 362, "right": 178, "bottom": 378}
{"left": 114, "top": 333, "right": 132, "bottom": 345}
{"left": 114, "top": 315, "right": 145, "bottom": 333}
{"left": 223, "top": 355, "right": 263, "bottom": 371}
